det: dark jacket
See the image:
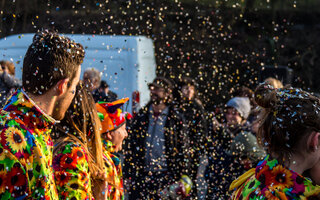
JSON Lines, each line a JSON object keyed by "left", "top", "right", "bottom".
{"left": 178, "top": 99, "right": 208, "bottom": 153}
{"left": 177, "top": 99, "right": 208, "bottom": 187}
{"left": 0, "top": 72, "right": 21, "bottom": 107}
{"left": 205, "top": 120, "right": 265, "bottom": 199}
{"left": 92, "top": 89, "right": 118, "bottom": 103}
{"left": 124, "top": 102, "right": 191, "bottom": 199}
{"left": 205, "top": 123, "right": 237, "bottom": 199}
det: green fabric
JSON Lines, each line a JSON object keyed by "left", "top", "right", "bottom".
{"left": 230, "top": 131, "right": 266, "bottom": 161}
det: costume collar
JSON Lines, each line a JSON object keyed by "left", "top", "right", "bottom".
{"left": 22, "top": 89, "right": 59, "bottom": 123}
{"left": 3, "top": 89, "right": 57, "bottom": 128}
{"left": 102, "top": 139, "right": 115, "bottom": 153}
{"left": 255, "top": 155, "right": 319, "bottom": 196}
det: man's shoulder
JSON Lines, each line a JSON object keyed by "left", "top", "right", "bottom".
{"left": 136, "top": 104, "right": 151, "bottom": 117}
{"left": 0, "top": 109, "right": 20, "bottom": 127}
{"left": 0, "top": 110, "right": 38, "bottom": 157}
{"left": 0, "top": 118, "right": 35, "bottom": 168}
{"left": 167, "top": 104, "right": 185, "bottom": 120}
{"left": 233, "top": 131, "right": 256, "bottom": 145}
{"left": 0, "top": 109, "right": 30, "bottom": 130}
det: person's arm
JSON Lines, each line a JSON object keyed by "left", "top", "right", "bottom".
{"left": 53, "top": 143, "right": 93, "bottom": 200}
{"left": 176, "top": 110, "right": 191, "bottom": 177}
{"left": 196, "top": 107, "right": 209, "bottom": 155}
{"left": 230, "top": 131, "right": 266, "bottom": 165}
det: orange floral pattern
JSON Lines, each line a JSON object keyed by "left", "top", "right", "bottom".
{"left": 53, "top": 142, "right": 93, "bottom": 200}
{"left": 230, "top": 155, "right": 320, "bottom": 199}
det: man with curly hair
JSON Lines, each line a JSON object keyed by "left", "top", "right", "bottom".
{"left": 0, "top": 30, "right": 84, "bottom": 199}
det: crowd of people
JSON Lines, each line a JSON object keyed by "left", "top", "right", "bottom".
{"left": 0, "top": 30, "right": 320, "bottom": 200}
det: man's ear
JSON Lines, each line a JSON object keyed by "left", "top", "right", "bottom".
{"left": 307, "top": 131, "right": 320, "bottom": 152}
{"left": 55, "top": 78, "right": 70, "bottom": 96}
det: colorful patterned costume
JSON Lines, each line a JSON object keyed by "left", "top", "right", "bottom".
{"left": 103, "top": 140, "right": 124, "bottom": 200}
{"left": 96, "top": 98, "right": 131, "bottom": 200}
{"left": 230, "top": 155, "right": 320, "bottom": 199}
{"left": 53, "top": 142, "right": 93, "bottom": 200}
{"left": 0, "top": 90, "right": 58, "bottom": 199}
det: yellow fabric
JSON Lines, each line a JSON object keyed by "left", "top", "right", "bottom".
{"left": 229, "top": 155, "right": 320, "bottom": 199}
{"left": 103, "top": 140, "right": 123, "bottom": 200}
{"left": 229, "top": 168, "right": 255, "bottom": 191}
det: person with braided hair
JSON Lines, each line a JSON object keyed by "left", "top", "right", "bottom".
{"left": 229, "top": 83, "right": 320, "bottom": 199}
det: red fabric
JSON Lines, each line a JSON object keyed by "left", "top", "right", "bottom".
{"left": 96, "top": 98, "right": 132, "bottom": 133}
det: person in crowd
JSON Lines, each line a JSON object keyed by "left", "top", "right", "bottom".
{"left": 176, "top": 77, "right": 208, "bottom": 198}
{"left": 251, "top": 77, "right": 284, "bottom": 135}
{"left": 177, "top": 77, "right": 207, "bottom": 145}
{"left": 53, "top": 82, "right": 107, "bottom": 200}
{"left": 231, "top": 86, "right": 257, "bottom": 124}
{"left": 213, "top": 97, "right": 255, "bottom": 150}
{"left": 124, "top": 76, "right": 192, "bottom": 199}
{"left": 83, "top": 67, "right": 101, "bottom": 92}
{"left": 230, "top": 83, "right": 320, "bottom": 199}
{"left": 232, "top": 86, "right": 254, "bottom": 106}
{"left": 0, "top": 30, "right": 83, "bottom": 199}
{"left": 0, "top": 60, "right": 15, "bottom": 75}
{"left": 0, "top": 60, "right": 21, "bottom": 106}
{"left": 96, "top": 98, "right": 132, "bottom": 199}
{"left": 264, "top": 77, "right": 284, "bottom": 89}
{"left": 93, "top": 80, "right": 118, "bottom": 102}
{"left": 206, "top": 96, "right": 265, "bottom": 199}
{"left": 226, "top": 97, "right": 266, "bottom": 168}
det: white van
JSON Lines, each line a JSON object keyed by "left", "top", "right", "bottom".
{"left": 0, "top": 34, "right": 157, "bottom": 113}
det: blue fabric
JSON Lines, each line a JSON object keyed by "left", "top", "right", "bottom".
{"left": 145, "top": 106, "right": 169, "bottom": 172}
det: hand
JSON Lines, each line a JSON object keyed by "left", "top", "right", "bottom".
{"left": 92, "top": 171, "right": 108, "bottom": 200}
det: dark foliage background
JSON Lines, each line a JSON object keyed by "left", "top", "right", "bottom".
{"left": 1, "top": 0, "right": 320, "bottom": 110}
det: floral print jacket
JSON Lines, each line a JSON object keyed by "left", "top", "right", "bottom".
{"left": 0, "top": 90, "right": 58, "bottom": 199}
{"left": 230, "top": 155, "right": 320, "bottom": 199}
{"left": 53, "top": 142, "right": 93, "bottom": 200}
{"left": 103, "top": 140, "right": 124, "bottom": 200}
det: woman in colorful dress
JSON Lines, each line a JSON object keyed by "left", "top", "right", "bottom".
{"left": 53, "top": 82, "right": 106, "bottom": 200}
{"left": 229, "top": 83, "right": 320, "bottom": 199}
{"left": 96, "top": 98, "right": 132, "bottom": 200}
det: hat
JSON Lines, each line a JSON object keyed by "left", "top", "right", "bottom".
{"left": 100, "top": 80, "right": 109, "bottom": 89}
{"left": 148, "top": 77, "right": 173, "bottom": 91}
{"left": 226, "top": 97, "right": 251, "bottom": 119}
{"left": 96, "top": 98, "right": 132, "bottom": 134}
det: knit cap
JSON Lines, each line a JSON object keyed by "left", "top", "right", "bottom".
{"left": 226, "top": 97, "right": 251, "bottom": 119}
